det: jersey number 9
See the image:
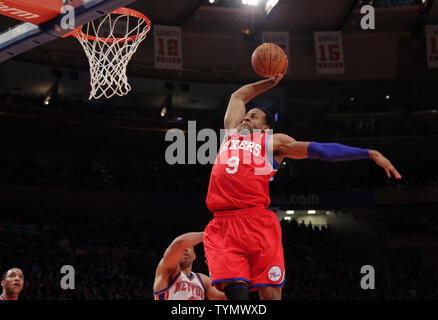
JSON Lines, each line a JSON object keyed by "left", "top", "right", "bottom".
{"left": 225, "top": 157, "right": 240, "bottom": 174}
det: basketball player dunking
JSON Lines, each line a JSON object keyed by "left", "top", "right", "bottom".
{"left": 153, "top": 232, "right": 226, "bottom": 300}
{"left": 203, "top": 72, "right": 401, "bottom": 300}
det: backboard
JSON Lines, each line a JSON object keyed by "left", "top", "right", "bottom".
{"left": 0, "top": 0, "right": 138, "bottom": 62}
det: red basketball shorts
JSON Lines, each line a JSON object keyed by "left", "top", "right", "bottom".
{"left": 203, "top": 206, "right": 285, "bottom": 291}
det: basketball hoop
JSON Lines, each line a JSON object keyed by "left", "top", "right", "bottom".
{"left": 68, "top": 7, "right": 151, "bottom": 100}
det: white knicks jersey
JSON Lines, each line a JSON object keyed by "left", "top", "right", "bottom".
{"left": 153, "top": 271, "right": 206, "bottom": 300}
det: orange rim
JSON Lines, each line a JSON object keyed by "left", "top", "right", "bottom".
{"left": 67, "top": 7, "right": 151, "bottom": 43}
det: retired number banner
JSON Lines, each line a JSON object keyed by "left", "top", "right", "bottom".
{"left": 426, "top": 25, "right": 438, "bottom": 68}
{"left": 154, "top": 25, "right": 183, "bottom": 70}
{"left": 262, "top": 31, "right": 290, "bottom": 73}
{"left": 314, "top": 31, "right": 345, "bottom": 74}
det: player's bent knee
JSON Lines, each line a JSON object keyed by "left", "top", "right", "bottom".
{"left": 257, "top": 286, "right": 282, "bottom": 300}
{"left": 224, "top": 281, "right": 250, "bottom": 300}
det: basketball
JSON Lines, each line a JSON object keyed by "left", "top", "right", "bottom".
{"left": 251, "top": 43, "right": 288, "bottom": 78}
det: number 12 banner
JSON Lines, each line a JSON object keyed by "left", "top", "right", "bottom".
{"left": 154, "top": 25, "right": 183, "bottom": 70}
{"left": 425, "top": 25, "right": 438, "bottom": 68}
{"left": 314, "top": 31, "right": 345, "bottom": 74}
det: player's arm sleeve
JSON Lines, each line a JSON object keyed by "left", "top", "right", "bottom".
{"left": 272, "top": 134, "right": 370, "bottom": 162}
{"left": 224, "top": 77, "right": 281, "bottom": 130}
{"left": 156, "top": 232, "right": 204, "bottom": 274}
{"left": 307, "top": 142, "right": 370, "bottom": 162}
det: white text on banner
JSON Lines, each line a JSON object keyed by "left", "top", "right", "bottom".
{"left": 154, "top": 25, "right": 183, "bottom": 70}
{"left": 314, "top": 31, "right": 345, "bottom": 74}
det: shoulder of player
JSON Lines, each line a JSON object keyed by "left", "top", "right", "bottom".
{"left": 154, "top": 261, "right": 181, "bottom": 290}
{"left": 196, "top": 273, "right": 212, "bottom": 286}
{"left": 270, "top": 133, "right": 296, "bottom": 141}
{"left": 268, "top": 133, "right": 296, "bottom": 148}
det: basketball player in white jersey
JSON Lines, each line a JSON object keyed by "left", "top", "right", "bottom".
{"left": 153, "top": 232, "right": 226, "bottom": 300}
{"left": 1, "top": 268, "right": 24, "bottom": 300}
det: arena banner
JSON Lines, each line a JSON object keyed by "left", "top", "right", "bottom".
{"left": 425, "top": 24, "right": 438, "bottom": 68}
{"left": 0, "top": 0, "right": 63, "bottom": 25}
{"left": 154, "top": 24, "right": 183, "bottom": 70}
{"left": 314, "top": 31, "right": 345, "bottom": 74}
{"left": 262, "top": 31, "right": 290, "bottom": 73}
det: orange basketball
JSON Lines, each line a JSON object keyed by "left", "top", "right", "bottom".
{"left": 251, "top": 43, "right": 288, "bottom": 78}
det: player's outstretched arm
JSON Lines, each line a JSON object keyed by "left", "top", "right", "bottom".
{"left": 154, "top": 232, "right": 204, "bottom": 290}
{"left": 224, "top": 73, "right": 285, "bottom": 130}
{"left": 270, "top": 133, "right": 402, "bottom": 179}
{"left": 198, "top": 273, "right": 227, "bottom": 300}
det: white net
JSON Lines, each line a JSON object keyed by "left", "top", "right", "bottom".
{"left": 73, "top": 9, "right": 150, "bottom": 100}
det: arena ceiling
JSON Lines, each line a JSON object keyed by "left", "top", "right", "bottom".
{"left": 1, "top": 0, "right": 438, "bottom": 113}
{"left": 1, "top": 1, "right": 437, "bottom": 71}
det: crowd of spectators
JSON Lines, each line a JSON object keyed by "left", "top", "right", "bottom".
{"left": 1, "top": 159, "right": 437, "bottom": 196}
{"left": 372, "top": 204, "right": 438, "bottom": 238}
{"left": 0, "top": 92, "right": 217, "bottom": 122}
{"left": 1, "top": 205, "right": 438, "bottom": 300}
{"left": 2, "top": 91, "right": 438, "bottom": 139}
{"left": 330, "top": 116, "right": 438, "bottom": 138}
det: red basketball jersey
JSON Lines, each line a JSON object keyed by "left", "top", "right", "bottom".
{"left": 206, "top": 131, "right": 278, "bottom": 212}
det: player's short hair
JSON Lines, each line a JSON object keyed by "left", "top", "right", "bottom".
{"left": 1, "top": 268, "right": 22, "bottom": 281}
{"left": 256, "top": 107, "right": 275, "bottom": 130}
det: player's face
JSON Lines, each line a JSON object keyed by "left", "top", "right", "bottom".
{"left": 240, "top": 108, "right": 269, "bottom": 134}
{"left": 1, "top": 268, "right": 24, "bottom": 294}
{"left": 179, "top": 247, "right": 196, "bottom": 268}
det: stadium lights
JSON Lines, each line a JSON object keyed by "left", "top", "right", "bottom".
{"left": 265, "top": 0, "right": 279, "bottom": 14}
{"left": 43, "top": 96, "right": 51, "bottom": 106}
{"left": 307, "top": 210, "right": 316, "bottom": 214}
{"left": 242, "top": 0, "right": 259, "bottom": 6}
{"left": 286, "top": 210, "right": 295, "bottom": 215}
{"left": 161, "top": 107, "right": 167, "bottom": 118}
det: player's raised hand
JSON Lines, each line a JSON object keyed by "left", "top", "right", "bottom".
{"left": 271, "top": 58, "right": 288, "bottom": 83}
{"left": 270, "top": 72, "right": 285, "bottom": 85}
{"left": 369, "top": 150, "right": 402, "bottom": 179}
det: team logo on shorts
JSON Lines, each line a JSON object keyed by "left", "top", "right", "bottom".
{"left": 268, "top": 266, "right": 282, "bottom": 282}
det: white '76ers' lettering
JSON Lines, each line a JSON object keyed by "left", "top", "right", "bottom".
{"left": 221, "top": 140, "right": 261, "bottom": 157}
{"left": 226, "top": 157, "right": 240, "bottom": 174}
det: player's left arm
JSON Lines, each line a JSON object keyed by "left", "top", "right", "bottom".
{"left": 269, "top": 133, "right": 402, "bottom": 179}
{"left": 198, "top": 273, "right": 227, "bottom": 300}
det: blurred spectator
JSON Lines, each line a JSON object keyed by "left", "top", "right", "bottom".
{"left": 1, "top": 205, "right": 438, "bottom": 300}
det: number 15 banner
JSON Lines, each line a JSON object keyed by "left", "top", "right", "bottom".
{"left": 154, "top": 25, "right": 183, "bottom": 70}
{"left": 314, "top": 31, "right": 345, "bottom": 74}
{"left": 425, "top": 25, "right": 438, "bottom": 68}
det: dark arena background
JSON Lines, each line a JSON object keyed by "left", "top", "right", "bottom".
{"left": 1, "top": 0, "right": 438, "bottom": 302}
